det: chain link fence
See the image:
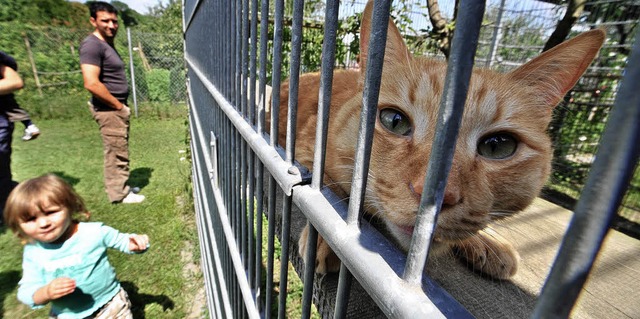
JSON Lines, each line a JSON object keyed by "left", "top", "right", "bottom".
{"left": 2, "top": 25, "right": 186, "bottom": 110}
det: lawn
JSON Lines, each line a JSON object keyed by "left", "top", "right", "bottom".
{"left": 0, "top": 100, "right": 203, "bottom": 318}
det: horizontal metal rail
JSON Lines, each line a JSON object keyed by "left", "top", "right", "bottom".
{"left": 185, "top": 56, "right": 303, "bottom": 196}
{"left": 292, "top": 185, "right": 474, "bottom": 318}
{"left": 189, "top": 81, "right": 260, "bottom": 319}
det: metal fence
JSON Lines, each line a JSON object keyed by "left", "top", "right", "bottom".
{"left": 4, "top": 25, "right": 185, "bottom": 111}
{"left": 185, "top": 0, "right": 639, "bottom": 318}
{"left": 262, "top": 0, "right": 640, "bottom": 227}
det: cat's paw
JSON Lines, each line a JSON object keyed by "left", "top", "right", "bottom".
{"left": 299, "top": 224, "right": 341, "bottom": 274}
{"left": 453, "top": 229, "right": 519, "bottom": 280}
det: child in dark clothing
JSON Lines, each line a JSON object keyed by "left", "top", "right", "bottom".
{"left": 0, "top": 51, "right": 40, "bottom": 141}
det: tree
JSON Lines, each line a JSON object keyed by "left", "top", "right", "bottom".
{"left": 0, "top": 0, "right": 88, "bottom": 28}
{"left": 144, "top": 0, "right": 182, "bottom": 34}
{"left": 543, "top": 0, "right": 586, "bottom": 52}
{"left": 583, "top": 1, "right": 639, "bottom": 55}
{"left": 425, "top": 0, "right": 458, "bottom": 58}
{"left": 110, "top": 1, "right": 143, "bottom": 27}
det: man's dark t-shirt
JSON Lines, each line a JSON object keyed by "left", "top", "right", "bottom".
{"left": 79, "top": 34, "right": 129, "bottom": 108}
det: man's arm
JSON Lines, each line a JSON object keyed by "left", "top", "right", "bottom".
{"left": 0, "top": 64, "right": 24, "bottom": 95}
{"left": 80, "top": 63, "right": 124, "bottom": 110}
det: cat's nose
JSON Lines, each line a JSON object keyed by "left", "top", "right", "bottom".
{"left": 410, "top": 178, "right": 462, "bottom": 207}
{"left": 409, "top": 182, "right": 423, "bottom": 199}
{"left": 442, "top": 187, "right": 462, "bottom": 207}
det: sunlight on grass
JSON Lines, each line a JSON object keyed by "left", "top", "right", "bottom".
{"left": 0, "top": 102, "right": 201, "bottom": 318}
{"left": 259, "top": 214, "right": 320, "bottom": 319}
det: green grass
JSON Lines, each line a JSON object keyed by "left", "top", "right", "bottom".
{"left": 258, "top": 214, "right": 320, "bottom": 319}
{"left": 0, "top": 97, "right": 202, "bottom": 318}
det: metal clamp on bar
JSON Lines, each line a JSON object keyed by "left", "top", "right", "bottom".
{"left": 209, "top": 131, "right": 219, "bottom": 188}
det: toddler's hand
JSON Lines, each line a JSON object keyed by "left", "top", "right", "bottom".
{"left": 47, "top": 277, "right": 76, "bottom": 300}
{"left": 129, "top": 234, "right": 150, "bottom": 252}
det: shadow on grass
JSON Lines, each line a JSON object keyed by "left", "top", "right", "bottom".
{"left": 121, "top": 281, "right": 174, "bottom": 318}
{"left": 129, "top": 168, "right": 153, "bottom": 190}
{"left": 52, "top": 171, "right": 81, "bottom": 187}
{"left": 0, "top": 270, "right": 21, "bottom": 317}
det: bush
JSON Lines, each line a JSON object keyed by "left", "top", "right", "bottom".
{"left": 145, "top": 68, "right": 170, "bottom": 102}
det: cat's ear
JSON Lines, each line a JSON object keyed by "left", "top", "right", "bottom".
{"left": 360, "top": 1, "right": 411, "bottom": 73}
{"left": 508, "top": 29, "right": 605, "bottom": 107}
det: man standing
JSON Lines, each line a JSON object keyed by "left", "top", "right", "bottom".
{"left": 80, "top": 1, "right": 144, "bottom": 204}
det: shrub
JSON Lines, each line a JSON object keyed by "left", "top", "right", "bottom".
{"left": 145, "top": 68, "right": 170, "bottom": 102}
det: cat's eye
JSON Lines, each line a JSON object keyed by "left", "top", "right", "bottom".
{"left": 379, "top": 108, "right": 412, "bottom": 136}
{"left": 477, "top": 133, "right": 518, "bottom": 159}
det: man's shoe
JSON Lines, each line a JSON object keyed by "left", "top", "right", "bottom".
{"left": 121, "top": 192, "right": 145, "bottom": 204}
{"left": 22, "top": 124, "right": 40, "bottom": 141}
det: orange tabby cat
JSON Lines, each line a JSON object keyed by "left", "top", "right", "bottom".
{"left": 274, "top": 2, "right": 604, "bottom": 279}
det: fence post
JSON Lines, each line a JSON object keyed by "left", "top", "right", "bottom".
{"left": 23, "top": 33, "right": 43, "bottom": 96}
{"left": 127, "top": 27, "right": 139, "bottom": 118}
{"left": 485, "top": 0, "right": 506, "bottom": 68}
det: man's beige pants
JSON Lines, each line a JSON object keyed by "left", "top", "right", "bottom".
{"left": 90, "top": 103, "right": 131, "bottom": 202}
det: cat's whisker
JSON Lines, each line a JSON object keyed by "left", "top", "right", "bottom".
{"left": 488, "top": 210, "right": 518, "bottom": 219}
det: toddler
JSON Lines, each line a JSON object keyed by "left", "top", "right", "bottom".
{"left": 3, "top": 174, "right": 149, "bottom": 318}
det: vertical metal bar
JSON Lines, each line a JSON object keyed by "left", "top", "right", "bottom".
{"left": 311, "top": 0, "right": 339, "bottom": 190}
{"left": 266, "top": 0, "right": 284, "bottom": 316}
{"left": 532, "top": 33, "right": 640, "bottom": 319}
{"left": 333, "top": 263, "right": 353, "bottom": 319}
{"left": 230, "top": 0, "right": 241, "bottom": 108}
{"left": 241, "top": 0, "right": 250, "bottom": 269}
{"left": 240, "top": 0, "right": 250, "bottom": 310}
{"left": 301, "top": 226, "right": 318, "bottom": 319}
{"left": 485, "top": 0, "right": 506, "bottom": 68}
{"left": 225, "top": 0, "right": 232, "bottom": 99}
{"left": 248, "top": 151, "right": 255, "bottom": 277}
{"left": 211, "top": 133, "right": 219, "bottom": 188}
{"left": 254, "top": 159, "right": 263, "bottom": 290}
{"left": 235, "top": 0, "right": 242, "bottom": 108}
{"left": 284, "top": 0, "right": 305, "bottom": 164}
{"left": 334, "top": 2, "right": 394, "bottom": 316}
{"left": 303, "top": 1, "right": 341, "bottom": 318}
{"left": 277, "top": 195, "right": 293, "bottom": 319}
{"left": 247, "top": 0, "right": 259, "bottom": 291}
{"left": 278, "top": 1, "right": 304, "bottom": 317}
{"left": 237, "top": 131, "right": 243, "bottom": 246}
{"left": 249, "top": 0, "right": 258, "bottom": 127}
{"left": 265, "top": 176, "right": 277, "bottom": 319}
{"left": 126, "top": 28, "right": 138, "bottom": 117}
{"left": 225, "top": 111, "right": 232, "bottom": 228}
{"left": 270, "top": 0, "right": 285, "bottom": 147}
{"left": 258, "top": 0, "right": 269, "bottom": 134}
{"left": 230, "top": 125, "right": 237, "bottom": 241}
{"left": 235, "top": 279, "right": 241, "bottom": 317}
{"left": 345, "top": 0, "right": 392, "bottom": 225}
{"left": 242, "top": 0, "right": 250, "bottom": 117}
{"left": 230, "top": 0, "right": 237, "bottom": 241}
{"left": 403, "top": 0, "right": 485, "bottom": 285}
{"left": 242, "top": 139, "right": 248, "bottom": 264}
{"left": 255, "top": 0, "right": 269, "bottom": 299}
